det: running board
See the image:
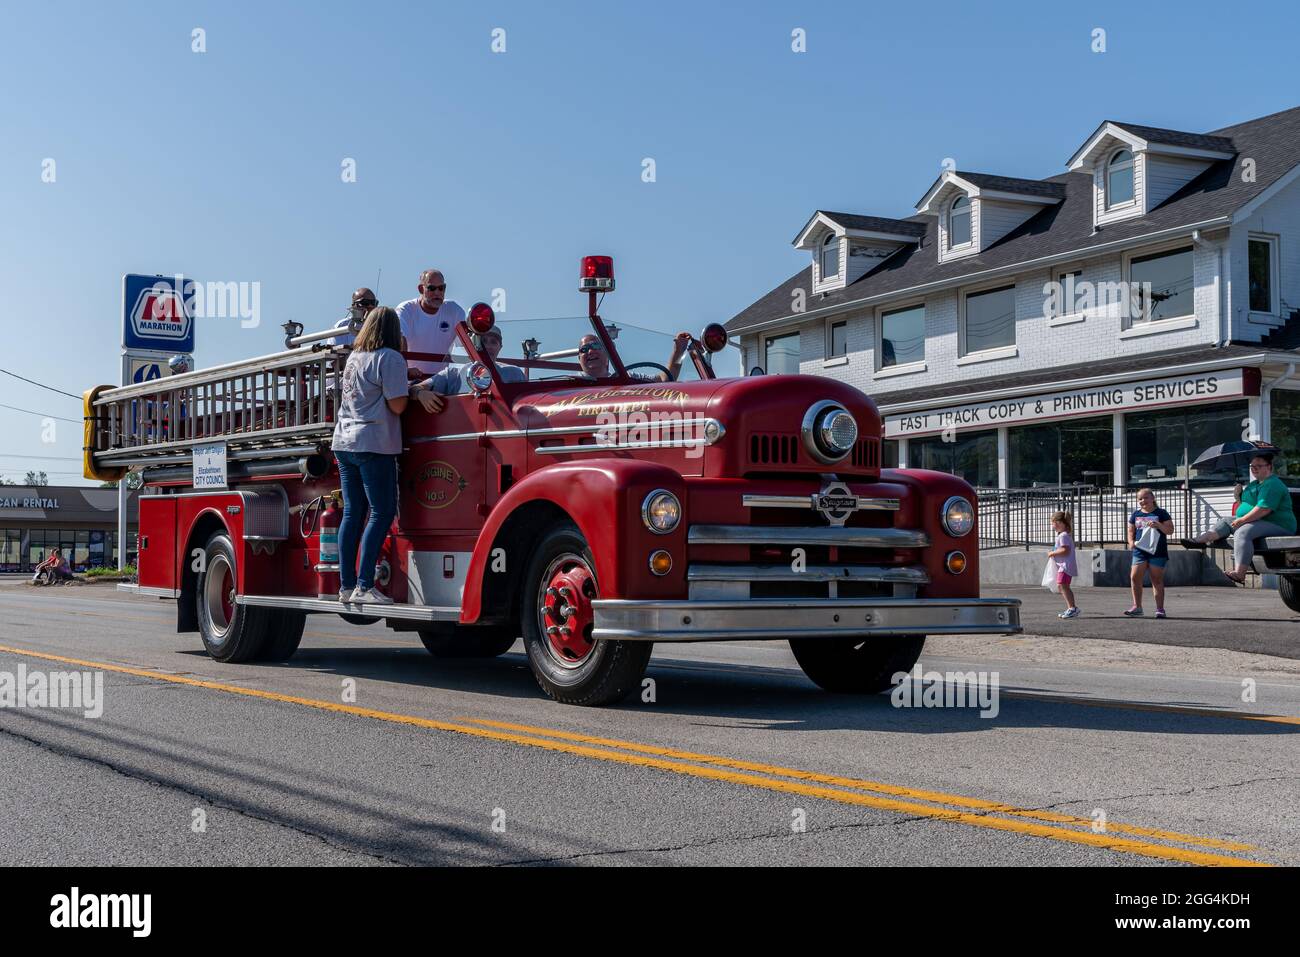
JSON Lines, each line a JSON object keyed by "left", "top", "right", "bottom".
{"left": 236, "top": 594, "right": 460, "bottom": 622}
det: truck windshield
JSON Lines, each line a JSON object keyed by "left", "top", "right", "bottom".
{"left": 446, "top": 316, "right": 741, "bottom": 384}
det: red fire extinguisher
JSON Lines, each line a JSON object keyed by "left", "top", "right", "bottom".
{"left": 316, "top": 491, "right": 343, "bottom": 599}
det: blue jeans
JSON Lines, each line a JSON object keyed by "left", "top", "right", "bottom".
{"left": 334, "top": 450, "right": 398, "bottom": 591}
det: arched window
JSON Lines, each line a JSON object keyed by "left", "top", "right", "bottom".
{"left": 949, "top": 195, "right": 972, "bottom": 248}
{"left": 1107, "top": 149, "right": 1135, "bottom": 207}
{"left": 820, "top": 234, "right": 839, "bottom": 279}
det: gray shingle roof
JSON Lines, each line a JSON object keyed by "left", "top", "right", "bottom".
{"left": 916, "top": 171, "right": 1068, "bottom": 207}
{"left": 1107, "top": 122, "right": 1235, "bottom": 154}
{"left": 729, "top": 106, "right": 1300, "bottom": 334}
{"left": 814, "top": 211, "right": 928, "bottom": 237}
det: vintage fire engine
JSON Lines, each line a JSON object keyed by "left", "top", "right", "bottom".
{"left": 84, "top": 257, "right": 1021, "bottom": 705}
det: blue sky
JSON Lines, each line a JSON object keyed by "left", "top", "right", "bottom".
{"left": 3, "top": 0, "right": 1299, "bottom": 484}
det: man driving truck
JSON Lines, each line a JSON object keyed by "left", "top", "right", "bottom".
{"left": 577, "top": 332, "right": 692, "bottom": 382}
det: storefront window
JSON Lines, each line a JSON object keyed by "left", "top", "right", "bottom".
{"left": 910, "top": 429, "right": 997, "bottom": 488}
{"left": 882, "top": 439, "right": 899, "bottom": 468}
{"left": 1008, "top": 416, "right": 1113, "bottom": 488}
{"left": 1125, "top": 400, "right": 1248, "bottom": 487}
{"left": 1271, "top": 389, "right": 1300, "bottom": 484}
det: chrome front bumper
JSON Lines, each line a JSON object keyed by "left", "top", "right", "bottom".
{"left": 590, "top": 597, "right": 1021, "bottom": 642}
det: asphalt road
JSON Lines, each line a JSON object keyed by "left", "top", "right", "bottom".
{"left": 1, "top": 581, "right": 1297, "bottom": 866}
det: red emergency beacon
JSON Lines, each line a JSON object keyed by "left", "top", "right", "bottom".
{"left": 579, "top": 255, "right": 615, "bottom": 293}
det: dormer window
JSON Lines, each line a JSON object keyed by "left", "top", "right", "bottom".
{"left": 949, "top": 196, "right": 972, "bottom": 248}
{"left": 820, "top": 234, "right": 839, "bottom": 280}
{"left": 1106, "top": 149, "right": 1135, "bottom": 208}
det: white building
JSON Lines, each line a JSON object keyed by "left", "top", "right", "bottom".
{"left": 727, "top": 107, "right": 1300, "bottom": 494}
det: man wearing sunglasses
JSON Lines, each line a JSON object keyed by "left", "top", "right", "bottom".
{"left": 329, "top": 287, "right": 379, "bottom": 346}
{"left": 576, "top": 332, "right": 691, "bottom": 382}
{"left": 396, "top": 268, "right": 466, "bottom": 379}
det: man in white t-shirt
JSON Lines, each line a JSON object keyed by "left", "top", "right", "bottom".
{"left": 395, "top": 269, "right": 466, "bottom": 378}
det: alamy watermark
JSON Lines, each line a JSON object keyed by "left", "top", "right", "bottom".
{"left": 0, "top": 665, "right": 104, "bottom": 718}
{"left": 148, "top": 275, "right": 261, "bottom": 329}
{"left": 890, "top": 665, "right": 1000, "bottom": 719}
{"left": 1042, "top": 275, "right": 1159, "bottom": 322}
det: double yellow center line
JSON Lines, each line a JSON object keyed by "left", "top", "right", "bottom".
{"left": 0, "top": 643, "right": 1270, "bottom": 866}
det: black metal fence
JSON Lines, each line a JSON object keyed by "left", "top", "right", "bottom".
{"left": 977, "top": 484, "right": 1224, "bottom": 550}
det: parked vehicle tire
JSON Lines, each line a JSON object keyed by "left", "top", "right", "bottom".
{"left": 195, "top": 531, "right": 272, "bottom": 663}
{"left": 789, "top": 635, "right": 925, "bottom": 694}
{"left": 259, "top": 609, "right": 306, "bottom": 662}
{"left": 418, "top": 626, "right": 518, "bottom": 658}
{"left": 519, "top": 522, "right": 652, "bottom": 705}
{"left": 1279, "top": 575, "right": 1300, "bottom": 614}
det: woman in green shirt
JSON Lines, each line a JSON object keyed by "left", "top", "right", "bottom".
{"left": 1193, "top": 453, "right": 1296, "bottom": 582}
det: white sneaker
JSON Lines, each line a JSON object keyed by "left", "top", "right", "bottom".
{"left": 350, "top": 586, "right": 393, "bottom": 605}
{"left": 338, "top": 589, "right": 353, "bottom": 604}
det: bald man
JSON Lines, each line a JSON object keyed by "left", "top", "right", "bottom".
{"left": 395, "top": 268, "right": 466, "bottom": 378}
{"left": 329, "top": 287, "right": 379, "bottom": 347}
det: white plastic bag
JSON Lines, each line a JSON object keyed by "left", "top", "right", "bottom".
{"left": 1135, "top": 524, "right": 1161, "bottom": 554}
{"left": 1041, "top": 556, "right": 1059, "bottom": 593}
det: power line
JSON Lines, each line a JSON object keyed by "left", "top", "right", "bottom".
{"left": 0, "top": 368, "right": 81, "bottom": 400}
{"left": 0, "top": 453, "right": 82, "bottom": 461}
{"left": 0, "top": 403, "right": 81, "bottom": 424}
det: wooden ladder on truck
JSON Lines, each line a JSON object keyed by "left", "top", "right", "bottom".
{"left": 84, "top": 344, "right": 348, "bottom": 483}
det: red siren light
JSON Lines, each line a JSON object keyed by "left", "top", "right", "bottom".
{"left": 580, "top": 255, "right": 615, "bottom": 293}
{"left": 468, "top": 302, "right": 495, "bottom": 334}
{"left": 701, "top": 323, "right": 728, "bottom": 353}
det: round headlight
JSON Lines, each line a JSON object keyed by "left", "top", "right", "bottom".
{"left": 942, "top": 496, "right": 975, "bottom": 537}
{"left": 819, "top": 409, "right": 858, "bottom": 455}
{"left": 642, "top": 490, "right": 681, "bottom": 534}
{"left": 801, "top": 401, "right": 858, "bottom": 464}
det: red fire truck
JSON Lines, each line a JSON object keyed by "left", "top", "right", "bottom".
{"left": 84, "top": 257, "right": 1021, "bottom": 705}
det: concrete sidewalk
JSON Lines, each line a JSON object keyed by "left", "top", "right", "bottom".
{"left": 993, "top": 584, "right": 1300, "bottom": 659}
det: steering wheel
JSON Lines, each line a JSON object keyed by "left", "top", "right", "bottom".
{"left": 623, "top": 361, "right": 673, "bottom": 381}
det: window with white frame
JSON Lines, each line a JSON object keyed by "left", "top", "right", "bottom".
{"left": 1106, "top": 149, "right": 1135, "bottom": 208}
{"left": 962, "top": 284, "right": 1016, "bottom": 354}
{"left": 1249, "top": 234, "right": 1279, "bottom": 316}
{"left": 949, "top": 195, "right": 972, "bottom": 248}
{"left": 827, "top": 319, "right": 847, "bottom": 358}
{"left": 763, "top": 330, "right": 800, "bottom": 374}
{"left": 819, "top": 234, "right": 840, "bottom": 281}
{"left": 1127, "top": 245, "right": 1193, "bottom": 324}
{"left": 1050, "top": 268, "right": 1083, "bottom": 320}
{"left": 879, "top": 304, "right": 925, "bottom": 368}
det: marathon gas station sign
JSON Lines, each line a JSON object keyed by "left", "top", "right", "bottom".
{"left": 884, "top": 368, "right": 1259, "bottom": 439}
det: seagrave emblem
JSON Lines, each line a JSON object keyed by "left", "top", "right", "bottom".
{"left": 814, "top": 479, "right": 860, "bottom": 527}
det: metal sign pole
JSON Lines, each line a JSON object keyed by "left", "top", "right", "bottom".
{"left": 118, "top": 352, "right": 128, "bottom": 570}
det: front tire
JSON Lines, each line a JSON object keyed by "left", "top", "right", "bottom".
{"left": 259, "top": 610, "right": 306, "bottom": 662}
{"left": 196, "top": 531, "right": 273, "bottom": 663}
{"left": 1280, "top": 575, "right": 1300, "bottom": 613}
{"left": 519, "top": 523, "right": 652, "bottom": 706}
{"left": 790, "top": 635, "right": 925, "bottom": 694}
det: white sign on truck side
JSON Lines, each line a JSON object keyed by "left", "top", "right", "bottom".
{"left": 192, "top": 443, "right": 228, "bottom": 490}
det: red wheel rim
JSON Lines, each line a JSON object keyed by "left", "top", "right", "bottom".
{"left": 538, "top": 553, "right": 597, "bottom": 667}
{"left": 220, "top": 565, "right": 234, "bottom": 624}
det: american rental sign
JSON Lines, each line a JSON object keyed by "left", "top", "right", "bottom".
{"left": 884, "top": 368, "right": 1259, "bottom": 439}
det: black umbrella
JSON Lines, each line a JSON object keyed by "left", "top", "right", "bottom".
{"left": 1191, "top": 440, "right": 1281, "bottom": 474}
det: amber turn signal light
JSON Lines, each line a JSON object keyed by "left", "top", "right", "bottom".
{"left": 649, "top": 550, "right": 673, "bottom": 576}
{"left": 945, "top": 550, "right": 967, "bottom": 574}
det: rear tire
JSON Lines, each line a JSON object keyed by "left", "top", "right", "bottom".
{"left": 419, "top": 626, "right": 518, "bottom": 658}
{"left": 195, "top": 531, "right": 272, "bottom": 663}
{"left": 1280, "top": 575, "right": 1300, "bottom": 613}
{"left": 790, "top": 635, "right": 926, "bottom": 694}
{"left": 519, "top": 523, "right": 651, "bottom": 706}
